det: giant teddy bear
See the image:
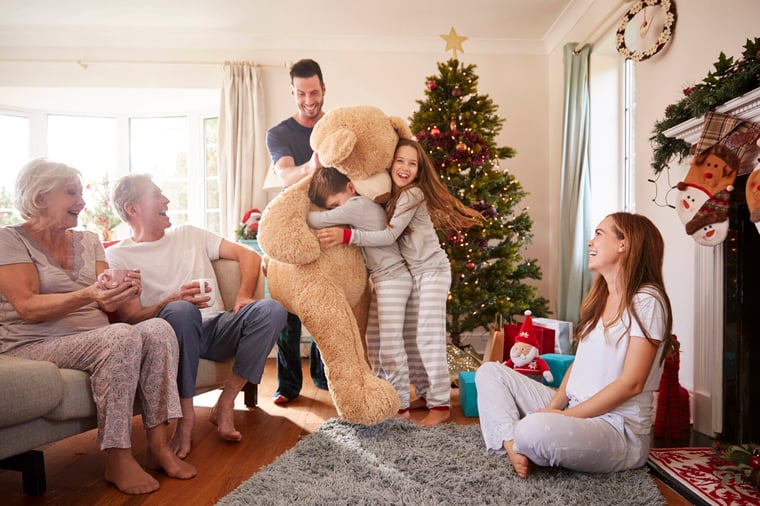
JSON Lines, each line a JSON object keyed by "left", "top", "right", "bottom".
{"left": 257, "top": 105, "right": 413, "bottom": 425}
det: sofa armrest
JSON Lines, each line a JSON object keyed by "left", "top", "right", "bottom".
{"left": 212, "top": 259, "right": 265, "bottom": 311}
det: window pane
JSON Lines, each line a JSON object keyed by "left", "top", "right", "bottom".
{"left": 206, "top": 210, "right": 220, "bottom": 235}
{"left": 0, "top": 113, "right": 28, "bottom": 225}
{"left": 47, "top": 115, "right": 117, "bottom": 182}
{"left": 206, "top": 179, "right": 219, "bottom": 209}
{"left": 130, "top": 117, "right": 189, "bottom": 180}
{"left": 130, "top": 117, "right": 190, "bottom": 224}
{"left": 204, "top": 117, "right": 218, "bottom": 177}
{"left": 204, "top": 116, "right": 220, "bottom": 232}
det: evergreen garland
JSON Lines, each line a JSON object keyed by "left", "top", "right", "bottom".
{"left": 651, "top": 37, "right": 760, "bottom": 174}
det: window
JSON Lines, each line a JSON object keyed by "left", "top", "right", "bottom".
{"left": 0, "top": 113, "right": 29, "bottom": 225}
{"left": 588, "top": 30, "right": 631, "bottom": 225}
{"left": 0, "top": 108, "right": 218, "bottom": 238}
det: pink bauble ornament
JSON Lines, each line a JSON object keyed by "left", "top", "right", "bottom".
{"left": 427, "top": 81, "right": 437, "bottom": 91}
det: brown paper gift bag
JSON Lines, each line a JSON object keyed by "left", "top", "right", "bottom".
{"left": 483, "top": 314, "right": 505, "bottom": 362}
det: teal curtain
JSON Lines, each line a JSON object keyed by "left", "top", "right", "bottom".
{"left": 557, "top": 43, "right": 592, "bottom": 323}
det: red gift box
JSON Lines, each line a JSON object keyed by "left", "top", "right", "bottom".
{"left": 503, "top": 323, "right": 555, "bottom": 360}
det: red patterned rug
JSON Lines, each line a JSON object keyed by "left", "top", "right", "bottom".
{"left": 648, "top": 447, "right": 760, "bottom": 506}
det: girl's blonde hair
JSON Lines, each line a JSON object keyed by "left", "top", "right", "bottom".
{"left": 386, "top": 139, "right": 483, "bottom": 232}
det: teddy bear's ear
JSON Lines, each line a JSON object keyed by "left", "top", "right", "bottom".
{"left": 389, "top": 116, "right": 413, "bottom": 140}
{"left": 318, "top": 128, "right": 357, "bottom": 166}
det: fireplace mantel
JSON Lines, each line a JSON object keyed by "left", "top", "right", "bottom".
{"left": 663, "top": 87, "right": 760, "bottom": 438}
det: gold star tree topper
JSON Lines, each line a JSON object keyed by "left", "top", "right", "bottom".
{"left": 440, "top": 27, "right": 468, "bottom": 59}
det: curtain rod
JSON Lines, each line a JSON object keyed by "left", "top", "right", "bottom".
{"left": 573, "top": 0, "right": 633, "bottom": 54}
{"left": 0, "top": 58, "right": 291, "bottom": 69}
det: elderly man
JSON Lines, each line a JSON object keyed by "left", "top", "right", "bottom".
{"left": 106, "top": 174, "right": 286, "bottom": 458}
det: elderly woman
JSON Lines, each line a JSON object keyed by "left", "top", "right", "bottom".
{"left": 0, "top": 159, "right": 196, "bottom": 494}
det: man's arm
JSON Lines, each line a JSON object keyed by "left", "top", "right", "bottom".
{"left": 274, "top": 151, "right": 322, "bottom": 187}
{"left": 218, "top": 239, "right": 262, "bottom": 311}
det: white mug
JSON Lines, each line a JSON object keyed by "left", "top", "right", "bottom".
{"left": 192, "top": 278, "right": 216, "bottom": 307}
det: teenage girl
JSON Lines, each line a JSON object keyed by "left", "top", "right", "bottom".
{"left": 315, "top": 139, "right": 483, "bottom": 426}
{"left": 475, "top": 212, "right": 676, "bottom": 477}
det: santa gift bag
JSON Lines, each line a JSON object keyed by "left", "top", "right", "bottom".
{"left": 482, "top": 314, "right": 504, "bottom": 362}
{"left": 504, "top": 316, "right": 555, "bottom": 359}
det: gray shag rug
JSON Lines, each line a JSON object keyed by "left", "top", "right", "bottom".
{"left": 217, "top": 418, "right": 664, "bottom": 506}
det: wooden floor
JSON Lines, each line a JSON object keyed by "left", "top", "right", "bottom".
{"left": 1, "top": 358, "right": 696, "bottom": 505}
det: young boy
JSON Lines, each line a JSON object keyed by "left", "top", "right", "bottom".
{"left": 307, "top": 167, "right": 414, "bottom": 417}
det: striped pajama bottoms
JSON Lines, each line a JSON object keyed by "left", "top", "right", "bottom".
{"left": 404, "top": 269, "right": 452, "bottom": 408}
{"left": 365, "top": 272, "right": 413, "bottom": 408}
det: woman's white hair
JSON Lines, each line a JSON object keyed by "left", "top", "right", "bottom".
{"left": 14, "top": 158, "right": 82, "bottom": 220}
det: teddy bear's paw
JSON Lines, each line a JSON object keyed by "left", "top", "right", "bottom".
{"left": 330, "top": 374, "right": 400, "bottom": 426}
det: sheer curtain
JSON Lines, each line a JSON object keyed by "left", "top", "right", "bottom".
{"left": 218, "top": 62, "right": 268, "bottom": 239}
{"left": 557, "top": 43, "right": 592, "bottom": 323}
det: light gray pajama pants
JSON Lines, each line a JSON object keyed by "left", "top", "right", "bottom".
{"left": 475, "top": 361, "right": 650, "bottom": 472}
{"left": 404, "top": 269, "right": 452, "bottom": 408}
{"left": 365, "top": 272, "right": 413, "bottom": 409}
{"left": 7, "top": 319, "right": 181, "bottom": 450}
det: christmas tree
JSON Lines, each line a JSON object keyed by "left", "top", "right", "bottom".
{"left": 409, "top": 58, "right": 549, "bottom": 346}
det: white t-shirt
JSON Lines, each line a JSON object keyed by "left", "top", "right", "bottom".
{"left": 565, "top": 288, "right": 667, "bottom": 435}
{"left": 105, "top": 225, "right": 224, "bottom": 318}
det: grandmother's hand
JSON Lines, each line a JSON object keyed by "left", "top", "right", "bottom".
{"left": 93, "top": 280, "right": 141, "bottom": 313}
{"left": 315, "top": 227, "right": 346, "bottom": 249}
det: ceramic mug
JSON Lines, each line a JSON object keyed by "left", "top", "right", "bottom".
{"left": 192, "top": 278, "right": 216, "bottom": 306}
{"left": 97, "top": 268, "right": 131, "bottom": 288}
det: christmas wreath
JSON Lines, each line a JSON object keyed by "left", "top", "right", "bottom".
{"left": 650, "top": 37, "right": 760, "bottom": 174}
{"left": 615, "top": 0, "right": 677, "bottom": 62}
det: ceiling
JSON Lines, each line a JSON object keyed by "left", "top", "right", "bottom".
{"left": 0, "top": 0, "right": 595, "bottom": 55}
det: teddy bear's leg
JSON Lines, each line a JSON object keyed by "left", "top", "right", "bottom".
{"left": 296, "top": 282, "right": 399, "bottom": 425}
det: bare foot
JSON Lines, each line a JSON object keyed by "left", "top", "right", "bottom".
{"left": 395, "top": 408, "right": 411, "bottom": 420}
{"left": 409, "top": 397, "right": 426, "bottom": 410}
{"left": 417, "top": 407, "right": 451, "bottom": 427}
{"left": 504, "top": 440, "right": 534, "bottom": 478}
{"left": 145, "top": 445, "right": 197, "bottom": 480}
{"left": 104, "top": 448, "right": 160, "bottom": 495}
{"left": 209, "top": 405, "right": 242, "bottom": 442}
{"left": 169, "top": 416, "right": 194, "bottom": 459}
{"left": 273, "top": 394, "right": 291, "bottom": 405}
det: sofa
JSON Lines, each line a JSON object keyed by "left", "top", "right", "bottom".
{"left": 0, "top": 258, "right": 266, "bottom": 495}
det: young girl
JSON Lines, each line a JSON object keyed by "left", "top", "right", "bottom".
{"left": 315, "top": 139, "right": 482, "bottom": 426}
{"left": 306, "top": 167, "right": 414, "bottom": 417}
{"left": 475, "top": 212, "right": 676, "bottom": 477}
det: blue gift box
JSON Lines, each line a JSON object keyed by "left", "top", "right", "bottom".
{"left": 458, "top": 371, "right": 479, "bottom": 417}
{"left": 540, "top": 353, "right": 575, "bottom": 388}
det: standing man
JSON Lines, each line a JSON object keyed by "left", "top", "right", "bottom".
{"left": 106, "top": 174, "right": 287, "bottom": 458}
{"left": 265, "top": 58, "right": 329, "bottom": 404}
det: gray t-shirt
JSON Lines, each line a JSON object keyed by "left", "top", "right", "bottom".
{"left": 307, "top": 196, "right": 408, "bottom": 283}
{"left": 0, "top": 225, "right": 109, "bottom": 353}
{"left": 348, "top": 188, "right": 449, "bottom": 276}
{"left": 266, "top": 117, "right": 314, "bottom": 168}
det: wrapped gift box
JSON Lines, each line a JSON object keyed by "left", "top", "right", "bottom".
{"left": 458, "top": 371, "right": 479, "bottom": 417}
{"left": 540, "top": 353, "right": 575, "bottom": 388}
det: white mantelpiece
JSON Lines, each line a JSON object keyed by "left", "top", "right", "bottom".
{"left": 663, "top": 87, "right": 760, "bottom": 436}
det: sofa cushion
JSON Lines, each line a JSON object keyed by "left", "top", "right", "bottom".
{"left": 45, "top": 368, "right": 97, "bottom": 421}
{"left": 0, "top": 355, "right": 63, "bottom": 426}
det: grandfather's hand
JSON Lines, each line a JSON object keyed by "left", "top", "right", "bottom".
{"left": 178, "top": 280, "right": 213, "bottom": 309}
{"left": 315, "top": 227, "right": 346, "bottom": 249}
